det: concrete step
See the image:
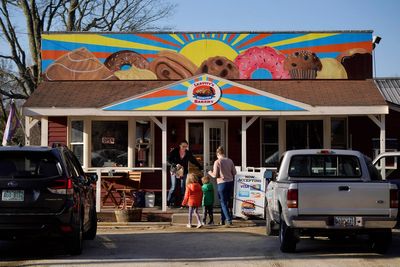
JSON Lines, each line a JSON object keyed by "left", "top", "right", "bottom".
{"left": 97, "top": 206, "right": 266, "bottom": 227}
{"left": 171, "top": 212, "right": 265, "bottom": 227}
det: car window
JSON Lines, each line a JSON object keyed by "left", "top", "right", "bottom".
{"left": 64, "top": 149, "right": 88, "bottom": 184}
{"left": 0, "top": 151, "right": 61, "bottom": 178}
{"left": 289, "top": 155, "right": 362, "bottom": 178}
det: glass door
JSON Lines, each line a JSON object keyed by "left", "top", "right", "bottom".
{"left": 187, "top": 120, "right": 227, "bottom": 172}
{"left": 204, "top": 120, "right": 226, "bottom": 172}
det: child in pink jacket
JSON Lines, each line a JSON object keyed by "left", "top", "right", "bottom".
{"left": 182, "top": 173, "right": 203, "bottom": 228}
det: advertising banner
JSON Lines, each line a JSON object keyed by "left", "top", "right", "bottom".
{"left": 233, "top": 170, "right": 267, "bottom": 219}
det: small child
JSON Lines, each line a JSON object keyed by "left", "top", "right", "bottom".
{"left": 182, "top": 173, "right": 203, "bottom": 228}
{"left": 201, "top": 176, "right": 214, "bottom": 225}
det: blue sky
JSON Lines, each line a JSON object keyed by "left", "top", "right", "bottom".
{"left": 168, "top": 0, "right": 400, "bottom": 77}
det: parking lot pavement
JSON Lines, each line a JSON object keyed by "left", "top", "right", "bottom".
{"left": 0, "top": 227, "right": 399, "bottom": 267}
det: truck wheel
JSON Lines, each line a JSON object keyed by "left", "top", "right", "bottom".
{"left": 370, "top": 229, "right": 392, "bottom": 254}
{"left": 279, "top": 213, "right": 297, "bottom": 253}
{"left": 266, "top": 210, "right": 279, "bottom": 236}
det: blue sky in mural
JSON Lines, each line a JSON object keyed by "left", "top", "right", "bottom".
{"left": 168, "top": 0, "right": 400, "bottom": 77}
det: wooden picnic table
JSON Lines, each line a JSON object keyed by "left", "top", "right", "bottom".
{"left": 101, "top": 172, "right": 141, "bottom": 208}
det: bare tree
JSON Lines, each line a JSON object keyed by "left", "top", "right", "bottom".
{"left": 0, "top": 0, "right": 176, "bottom": 100}
{"left": 60, "top": 0, "right": 175, "bottom": 32}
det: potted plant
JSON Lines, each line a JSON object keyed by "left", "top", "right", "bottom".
{"left": 114, "top": 189, "right": 142, "bottom": 223}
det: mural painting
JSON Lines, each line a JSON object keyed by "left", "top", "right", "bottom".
{"left": 41, "top": 32, "right": 373, "bottom": 81}
{"left": 103, "top": 74, "right": 307, "bottom": 111}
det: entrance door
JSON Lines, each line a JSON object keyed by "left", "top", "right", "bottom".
{"left": 187, "top": 120, "right": 227, "bottom": 172}
{"left": 187, "top": 120, "right": 227, "bottom": 206}
{"left": 204, "top": 120, "right": 226, "bottom": 171}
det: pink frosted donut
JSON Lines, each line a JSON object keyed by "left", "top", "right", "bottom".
{"left": 234, "top": 46, "right": 290, "bottom": 79}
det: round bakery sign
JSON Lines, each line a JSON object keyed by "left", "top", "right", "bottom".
{"left": 187, "top": 81, "right": 221, "bottom": 106}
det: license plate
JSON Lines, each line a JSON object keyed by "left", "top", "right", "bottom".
{"left": 334, "top": 216, "right": 355, "bottom": 227}
{"left": 1, "top": 190, "right": 24, "bottom": 202}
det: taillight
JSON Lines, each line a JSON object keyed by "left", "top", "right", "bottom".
{"left": 287, "top": 189, "right": 298, "bottom": 208}
{"left": 390, "top": 189, "right": 398, "bottom": 208}
{"left": 48, "top": 178, "right": 73, "bottom": 195}
{"left": 60, "top": 225, "right": 73, "bottom": 233}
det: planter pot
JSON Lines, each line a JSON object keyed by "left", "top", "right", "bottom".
{"left": 114, "top": 208, "right": 142, "bottom": 222}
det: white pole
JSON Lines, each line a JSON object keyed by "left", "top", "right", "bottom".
{"left": 96, "top": 169, "right": 102, "bottom": 212}
{"left": 380, "top": 114, "right": 386, "bottom": 179}
{"left": 41, "top": 117, "right": 48, "bottom": 146}
{"left": 162, "top": 116, "right": 167, "bottom": 212}
{"left": 241, "top": 116, "right": 247, "bottom": 170}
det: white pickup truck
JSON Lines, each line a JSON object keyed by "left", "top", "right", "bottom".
{"left": 265, "top": 149, "right": 399, "bottom": 253}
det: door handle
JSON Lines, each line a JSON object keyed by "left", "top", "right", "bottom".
{"left": 338, "top": 186, "right": 350, "bottom": 191}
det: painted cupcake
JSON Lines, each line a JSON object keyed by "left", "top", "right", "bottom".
{"left": 284, "top": 50, "right": 322, "bottom": 79}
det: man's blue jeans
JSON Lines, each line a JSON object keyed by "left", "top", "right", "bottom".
{"left": 217, "top": 181, "right": 234, "bottom": 224}
{"left": 167, "top": 173, "right": 187, "bottom": 205}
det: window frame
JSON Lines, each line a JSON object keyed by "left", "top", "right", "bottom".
{"left": 68, "top": 117, "right": 155, "bottom": 170}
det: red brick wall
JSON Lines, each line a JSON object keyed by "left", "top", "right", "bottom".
{"left": 48, "top": 117, "right": 68, "bottom": 146}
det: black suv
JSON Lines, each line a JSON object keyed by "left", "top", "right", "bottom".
{"left": 0, "top": 145, "right": 97, "bottom": 255}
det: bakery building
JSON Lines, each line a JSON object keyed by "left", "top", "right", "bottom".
{"left": 23, "top": 31, "right": 389, "bottom": 211}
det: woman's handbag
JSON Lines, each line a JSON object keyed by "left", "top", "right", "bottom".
{"left": 175, "top": 165, "right": 184, "bottom": 178}
{"left": 171, "top": 164, "right": 184, "bottom": 178}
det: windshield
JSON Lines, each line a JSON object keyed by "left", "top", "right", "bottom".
{"left": 0, "top": 151, "right": 62, "bottom": 178}
{"left": 288, "top": 155, "right": 362, "bottom": 178}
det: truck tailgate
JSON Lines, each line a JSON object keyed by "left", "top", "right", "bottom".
{"left": 298, "top": 182, "right": 391, "bottom": 216}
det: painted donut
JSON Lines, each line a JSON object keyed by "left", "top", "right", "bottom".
{"left": 104, "top": 50, "right": 149, "bottom": 72}
{"left": 195, "top": 56, "right": 239, "bottom": 79}
{"left": 234, "top": 46, "right": 290, "bottom": 79}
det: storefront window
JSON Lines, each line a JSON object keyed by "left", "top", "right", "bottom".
{"left": 331, "top": 118, "right": 347, "bottom": 149}
{"left": 135, "top": 120, "right": 152, "bottom": 167}
{"left": 70, "top": 120, "right": 83, "bottom": 164}
{"left": 262, "top": 120, "right": 279, "bottom": 167}
{"left": 91, "top": 121, "right": 128, "bottom": 167}
{"left": 286, "top": 120, "right": 323, "bottom": 150}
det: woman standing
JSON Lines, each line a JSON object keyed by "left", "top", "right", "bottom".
{"left": 208, "top": 146, "right": 236, "bottom": 226}
{"left": 167, "top": 140, "right": 203, "bottom": 207}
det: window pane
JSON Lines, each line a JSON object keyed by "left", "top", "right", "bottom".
{"left": 135, "top": 121, "right": 151, "bottom": 167}
{"left": 289, "top": 155, "right": 361, "bottom": 178}
{"left": 263, "top": 120, "right": 278, "bottom": 143}
{"left": 188, "top": 123, "right": 204, "bottom": 155}
{"left": 286, "top": 120, "right": 323, "bottom": 150}
{"left": 263, "top": 145, "right": 279, "bottom": 167}
{"left": 331, "top": 118, "right": 347, "bottom": 149}
{"left": 71, "top": 121, "right": 83, "bottom": 142}
{"left": 262, "top": 120, "right": 279, "bottom": 167}
{"left": 91, "top": 121, "right": 128, "bottom": 167}
{"left": 71, "top": 144, "right": 83, "bottom": 165}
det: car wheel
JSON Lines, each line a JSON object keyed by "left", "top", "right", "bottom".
{"left": 370, "top": 229, "right": 392, "bottom": 254}
{"left": 266, "top": 209, "right": 279, "bottom": 236}
{"left": 83, "top": 207, "right": 97, "bottom": 240}
{"left": 67, "top": 216, "right": 83, "bottom": 255}
{"left": 279, "top": 213, "right": 297, "bottom": 253}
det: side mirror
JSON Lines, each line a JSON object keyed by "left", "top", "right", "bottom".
{"left": 86, "top": 173, "right": 98, "bottom": 184}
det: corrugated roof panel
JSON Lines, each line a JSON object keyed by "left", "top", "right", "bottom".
{"left": 375, "top": 78, "right": 400, "bottom": 105}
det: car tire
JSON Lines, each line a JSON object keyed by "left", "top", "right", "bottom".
{"left": 67, "top": 217, "right": 83, "bottom": 255}
{"left": 279, "top": 213, "right": 297, "bottom": 253}
{"left": 266, "top": 209, "right": 279, "bottom": 236}
{"left": 370, "top": 229, "right": 392, "bottom": 254}
{"left": 83, "top": 207, "right": 97, "bottom": 240}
